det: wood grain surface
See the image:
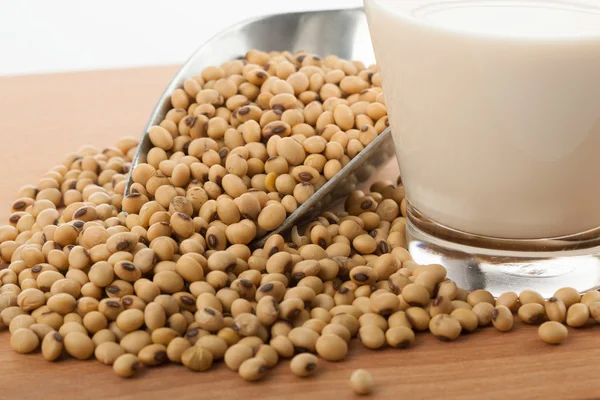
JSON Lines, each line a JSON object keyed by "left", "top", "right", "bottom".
{"left": 0, "top": 67, "right": 596, "bottom": 400}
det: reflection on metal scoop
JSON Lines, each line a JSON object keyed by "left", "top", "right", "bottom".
{"left": 125, "top": 7, "right": 395, "bottom": 248}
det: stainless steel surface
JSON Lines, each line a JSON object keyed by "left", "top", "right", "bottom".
{"left": 126, "top": 7, "right": 395, "bottom": 248}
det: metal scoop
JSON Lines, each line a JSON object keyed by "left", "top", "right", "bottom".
{"left": 126, "top": 7, "right": 395, "bottom": 248}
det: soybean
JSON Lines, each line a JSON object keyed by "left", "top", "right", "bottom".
{"left": 429, "top": 314, "right": 461, "bottom": 341}
{"left": 113, "top": 354, "right": 141, "bottom": 378}
{"left": 224, "top": 343, "right": 254, "bottom": 371}
{"left": 95, "top": 341, "right": 125, "bottom": 365}
{"left": 566, "top": 303, "right": 589, "bottom": 328}
{"left": 316, "top": 334, "right": 348, "bottom": 361}
{"left": 64, "top": 332, "right": 95, "bottom": 360}
{"left": 290, "top": 353, "right": 318, "bottom": 377}
{"left": 538, "top": 321, "right": 568, "bottom": 345}
{"left": 545, "top": 297, "right": 567, "bottom": 323}
{"left": 350, "top": 369, "right": 374, "bottom": 396}
{"left": 41, "top": 331, "right": 64, "bottom": 361}
{"left": 181, "top": 346, "right": 213, "bottom": 372}
{"left": 491, "top": 306, "right": 513, "bottom": 332}
{"left": 239, "top": 357, "right": 267, "bottom": 381}
{"left": 518, "top": 303, "right": 546, "bottom": 325}
{"left": 11, "top": 328, "right": 40, "bottom": 354}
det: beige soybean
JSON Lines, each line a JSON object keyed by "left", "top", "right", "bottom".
{"left": 385, "top": 326, "right": 415, "bottom": 348}
{"left": 257, "top": 204, "right": 286, "bottom": 231}
{"left": 321, "top": 324, "right": 352, "bottom": 342}
{"left": 239, "top": 357, "right": 267, "bottom": 381}
{"left": 64, "top": 331, "right": 95, "bottom": 360}
{"left": 370, "top": 292, "right": 400, "bottom": 317}
{"left": 95, "top": 341, "right": 126, "bottom": 365}
{"left": 566, "top": 303, "right": 589, "bottom": 328}
{"left": 436, "top": 280, "right": 458, "bottom": 301}
{"left": 358, "top": 325, "right": 386, "bottom": 350}
{"left": 495, "top": 292, "right": 520, "bottom": 313}
{"left": 151, "top": 327, "right": 179, "bottom": 346}
{"left": 113, "top": 354, "right": 141, "bottom": 378}
{"left": 405, "top": 307, "right": 430, "bottom": 331}
{"left": 466, "top": 290, "right": 494, "bottom": 307}
{"left": 429, "top": 314, "right": 462, "bottom": 341}
{"left": 290, "top": 353, "right": 318, "bottom": 377}
{"left": 331, "top": 313, "right": 360, "bottom": 336}
{"left": 316, "top": 333, "right": 348, "bottom": 361}
{"left": 401, "top": 284, "right": 430, "bottom": 307}
{"left": 359, "top": 313, "right": 388, "bottom": 331}
{"left": 589, "top": 301, "right": 600, "bottom": 322}
{"left": 224, "top": 343, "right": 254, "bottom": 371}
{"left": 83, "top": 311, "right": 108, "bottom": 334}
{"left": 196, "top": 307, "right": 225, "bottom": 332}
{"left": 255, "top": 344, "right": 279, "bottom": 368}
{"left": 145, "top": 302, "right": 167, "bottom": 331}
{"left": 429, "top": 295, "right": 453, "bottom": 317}
{"left": 116, "top": 308, "right": 145, "bottom": 332}
{"left": 92, "top": 329, "right": 117, "bottom": 346}
{"left": 491, "top": 305, "right": 514, "bottom": 332}
{"left": 538, "top": 321, "right": 569, "bottom": 345}
{"left": 11, "top": 328, "right": 40, "bottom": 354}
{"left": 182, "top": 346, "right": 214, "bottom": 372}
{"left": 545, "top": 297, "right": 567, "bottom": 323}
{"left": 303, "top": 318, "right": 327, "bottom": 334}
{"left": 166, "top": 337, "right": 192, "bottom": 363}
{"left": 17, "top": 288, "right": 45, "bottom": 312}
{"left": 9, "top": 314, "right": 35, "bottom": 333}
{"left": 57, "top": 320, "right": 86, "bottom": 337}
{"left": 581, "top": 291, "right": 600, "bottom": 307}
{"left": 350, "top": 369, "right": 374, "bottom": 396}
{"left": 472, "top": 302, "right": 495, "bottom": 327}
{"left": 450, "top": 308, "right": 479, "bottom": 333}
{"left": 288, "top": 327, "right": 319, "bottom": 353}
{"left": 518, "top": 303, "right": 546, "bottom": 325}
{"left": 519, "top": 290, "right": 544, "bottom": 306}
{"left": 138, "top": 343, "right": 168, "bottom": 366}
{"left": 30, "top": 323, "right": 55, "bottom": 341}
{"left": 553, "top": 287, "right": 581, "bottom": 309}
{"left": 218, "top": 325, "right": 241, "bottom": 344}
{"left": 120, "top": 330, "right": 152, "bottom": 355}
{"left": 388, "top": 311, "right": 412, "bottom": 329}
{"left": 41, "top": 331, "right": 64, "bottom": 361}
{"left": 197, "top": 335, "right": 228, "bottom": 360}
{"left": 270, "top": 335, "right": 295, "bottom": 358}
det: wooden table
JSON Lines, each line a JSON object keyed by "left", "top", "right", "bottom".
{"left": 0, "top": 67, "right": 597, "bottom": 400}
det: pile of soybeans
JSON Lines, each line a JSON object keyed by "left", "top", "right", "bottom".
{"left": 0, "top": 49, "right": 594, "bottom": 396}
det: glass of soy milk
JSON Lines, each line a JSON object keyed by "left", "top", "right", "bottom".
{"left": 364, "top": 0, "right": 600, "bottom": 296}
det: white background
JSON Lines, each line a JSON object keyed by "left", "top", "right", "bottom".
{"left": 0, "top": 0, "right": 362, "bottom": 76}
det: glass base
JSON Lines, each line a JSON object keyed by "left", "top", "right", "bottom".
{"left": 406, "top": 204, "right": 600, "bottom": 297}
